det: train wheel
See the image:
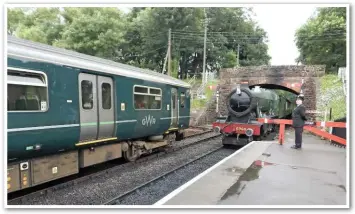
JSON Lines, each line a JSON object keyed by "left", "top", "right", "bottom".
{"left": 164, "top": 133, "right": 176, "bottom": 146}
{"left": 123, "top": 143, "right": 141, "bottom": 162}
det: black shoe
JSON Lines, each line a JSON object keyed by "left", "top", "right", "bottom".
{"left": 291, "top": 145, "right": 301, "bottom": 149}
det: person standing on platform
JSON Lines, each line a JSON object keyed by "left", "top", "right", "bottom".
{"left": 291, "top": 95, "right": 307, "bottom": 149}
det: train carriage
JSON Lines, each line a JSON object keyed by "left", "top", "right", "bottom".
{"left": 7, "top": 36, "right": 191, "bottom": 193}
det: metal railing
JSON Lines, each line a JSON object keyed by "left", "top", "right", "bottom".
{"left": 187, "top": 75, "right": 196, "bottom": 86}
{"left": 196, "top": 71, "right": 217, "bottom": 99}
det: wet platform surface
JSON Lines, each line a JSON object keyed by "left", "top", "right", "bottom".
{"left": 155, "top": 130, "right": 347, "bottom": 206}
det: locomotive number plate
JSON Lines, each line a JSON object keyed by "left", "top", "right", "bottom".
{"left": 236, "top": 127, "right": 247, "bottom": 132}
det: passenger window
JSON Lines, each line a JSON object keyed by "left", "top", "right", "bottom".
{"left": 172, "top": 94, "right": 176, "bottom": 109}
{"left": 7, "top": 69, "right": 48, "bottom": 112}
{"left": 102, "top": 83, "right": 111, "bottom": 109}
{"left": 150, "top": 88, "right": 160, "bottom": 95}
{"left": 181, "top": 92, "right": 186, "bottom": 108}
{"left": 134, "top": 86, "right": 148, "bottom": 93}
{"left": 81, "top": 80, "right": 93, "bottom": 109}
{"left": 134, "top": 86, "right": 162, "bottom": 110}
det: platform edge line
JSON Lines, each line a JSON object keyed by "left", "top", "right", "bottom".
{"left": 153, "top": 141, "right": 272, "bottom": 206}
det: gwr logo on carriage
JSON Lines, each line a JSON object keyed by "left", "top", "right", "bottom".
{"left": 142, "top": 115, "right": 156, "bottom": 126}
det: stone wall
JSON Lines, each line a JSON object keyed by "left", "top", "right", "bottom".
{"left": 200, "top": 65, "right": 326, "bottom": 125}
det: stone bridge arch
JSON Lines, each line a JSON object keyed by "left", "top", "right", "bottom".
{"left": 216, "top": 65, "right": 326, "bottom": 120}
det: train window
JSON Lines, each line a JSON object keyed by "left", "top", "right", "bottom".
{"left": 134, "top": 86, "right": 148, "bottom": 94}
{"left": 102, "top": 83, "right": 111, "bottom": 109}
{"left": 134, "top": 85, "right": 162, "bottom": 110}
{"left": 81, "top": 80, "right": 93, "bottom": 109}
{"left": 150, "top": 88, "right": 160, "bottom": 95}
{"left": 172, "top": 94, "right": 176, "bottom": 109}
{"left": 180, "top": 92, "right": 186, "bottom": 108}
{"left": 7, "top": 69, "right": 48, "bottom": 112}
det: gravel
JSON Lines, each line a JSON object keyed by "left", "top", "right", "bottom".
{"left": 110, "top": 148, "right": 235, "bottom": 205}
{"left": 170, "top": 131, "right": 219, "bottom": 149}
{"left": 9, "top": 135, "right": 225, "bottom": 205}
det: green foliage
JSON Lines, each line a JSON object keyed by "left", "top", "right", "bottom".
{"left": 191, "top": 79, "right": 219, "bottom": 110}
{"left": 317, "top": 74, "right": 346, "bottom": 120}
{"left": 54, "top": 8, "right": 126, "bottom": 59}
{"left": 12, "top": 8, "right": 63, "bottom": 45}
{"left": 7, "top": 7, "right": 271, "bottom": 78}
{"left": 295, "top": 7, "right": 346, "bottom": 73}
{"left": 221, "top": 50, "right": 237, "bottom": 68}
{"left": 7, "top": 8, "right": 25, "bottom": 35}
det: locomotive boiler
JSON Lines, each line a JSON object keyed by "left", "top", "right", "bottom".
{"left": 212, "top": 85, "right": 296, "bottom": 146}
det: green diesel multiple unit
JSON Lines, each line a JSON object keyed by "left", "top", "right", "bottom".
{"left": 7, "top": 35, "right": 191, "bottom": 193}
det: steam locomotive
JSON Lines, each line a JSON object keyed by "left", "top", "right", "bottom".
{"left": 212, "top": 85, "right": 297, "bottom": 146}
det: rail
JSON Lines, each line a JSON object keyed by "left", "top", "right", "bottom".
{"left": 103, "top": 143, "right": 223, "bottom": 205}
{"left": 7, "top": 130, "right": 217, "bottom": 204}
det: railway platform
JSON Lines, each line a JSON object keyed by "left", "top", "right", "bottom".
{"left": 155, "top": 130, "right": 347, "bottom": 206}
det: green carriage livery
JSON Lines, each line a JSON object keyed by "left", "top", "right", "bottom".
{"left": 7, "top": 35, "right": 191, "bottom": 193}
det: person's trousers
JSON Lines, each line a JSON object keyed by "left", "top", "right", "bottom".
{"left": 294, "top": 127, "right": 303, "bottom": 147}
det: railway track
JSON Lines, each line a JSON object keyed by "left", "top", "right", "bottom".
{"left": 103, "top": 146, "right": 234, "bottom": 205}
{"left": 7, "top": 129, "right": 220, "bottom": 205}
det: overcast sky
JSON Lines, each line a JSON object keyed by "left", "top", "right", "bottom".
{"left": 252, "top": 5, "right": 317, "bottom": 65}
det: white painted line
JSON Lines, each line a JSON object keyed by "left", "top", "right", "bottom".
{"left": 153, "top": 141, "right": 262, "bottom": 206}
{"left": 8, "top": 120, "right": 139, "bottom": 132}
{"left": 115, "top": 120, "right": 137, "bottom": 123}
{"left": 7, "top": 124, "right": 79, "bottom": 132}
{"left": 161, "top": 116, "right": 190, "bottom": 120}
{"left": 160, "top": 117, "right": 177, "bottom": 120}
{"left": 160, "top": 117, "right": 172, "bottom": 120}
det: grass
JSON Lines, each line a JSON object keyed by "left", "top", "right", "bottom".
{"left": 317, "top": 74, "right": 347, "bottom": 121}
{"left": 191, "top": 79, "right": 219, "bottom": 110}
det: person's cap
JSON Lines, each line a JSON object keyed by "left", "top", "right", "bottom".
{"left": 297, "top": 94, "right": 304, "bottom": 101}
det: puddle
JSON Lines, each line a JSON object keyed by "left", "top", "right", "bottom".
{"left": 324, "top": 183, "right": 346, "bottom": 192}
{"left": 225, "top": 166, "right": 245, "bottom": 173}
{"left": 219, "top": 162, "right": 264, "bottom": 201}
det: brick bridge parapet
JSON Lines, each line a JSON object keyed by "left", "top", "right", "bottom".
{"left": 205, "top": 65, "right": 326, "bottom": 124}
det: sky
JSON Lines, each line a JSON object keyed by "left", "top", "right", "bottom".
{"left": 252, "top": 5, "right": 317, "bottom": 65}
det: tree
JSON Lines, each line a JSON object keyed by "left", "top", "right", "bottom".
{"left": 295, "top": 7, "right": 346, "bottom": 73}
{"left": 7, "top": 8, "right": 25, "bottom": 35}
{"left": 54, "top": 8, "right": 126, "bottom": 59}
{"left": 221, "top": 50, "right": 237, "bottom": 68}
{"left": 9, "top": 8, "right": 63, "bottom": 45}
{"left": 7, "top": 7, "right": 271, "bottom": 79}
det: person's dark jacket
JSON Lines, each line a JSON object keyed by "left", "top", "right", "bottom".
{"left": 292, "top": 104, "right": 307, "bottom": 127}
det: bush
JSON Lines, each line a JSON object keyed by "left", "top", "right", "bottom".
{"left": 317, "top": 74, "right": 346, "bottom": 121}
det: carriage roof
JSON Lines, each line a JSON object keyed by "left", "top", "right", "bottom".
{"left": 7, "top": 35, "right": 191, "bottom": 89}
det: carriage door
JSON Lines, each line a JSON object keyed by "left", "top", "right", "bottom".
{"left": 171, "top": 88, "right": 178, "bottom": 127}
{"left": 79, "top": 73, "right": 115, "bottom": 142}
{"left": 79, "top": 73, "right": 98, "bottom": 142}
{"left": 97, "top": 76, "right": 115, "bottom": 139}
